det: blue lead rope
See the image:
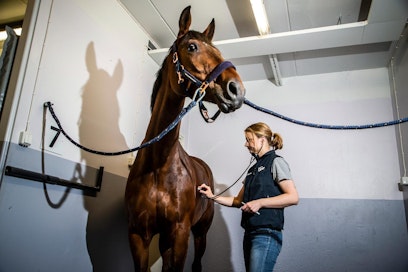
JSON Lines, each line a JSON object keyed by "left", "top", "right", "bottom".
{"left": 44, "top": 99, "right": 198, "bottom": 156}
{"left": 244, "top": 98, "right": 408, "bottom": 130}
{"left": 44, "top": 96, "right": 408, "bottom": 157}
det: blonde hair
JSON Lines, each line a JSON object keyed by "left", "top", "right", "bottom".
{"left": 245, "top": 122, "right": 283, "bottom": 150}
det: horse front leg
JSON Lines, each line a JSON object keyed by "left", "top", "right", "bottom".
{"left": 159, "top": 223, "right": 191, "bottom": 272}
{"left": 129, "top": 232, "right": 151, "bottom": 272}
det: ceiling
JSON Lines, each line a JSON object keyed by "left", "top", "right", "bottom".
{"left": 120, "top": 0, "right": 408, "bottom": 83}
{"left": 1, "top": 1, "right": 407, "bottom": 83}
{"left": 0, "top": 0, "right": 26, "bottom": 28}
{"left": 0, "top": 0, "right": 27, "bottom": 52}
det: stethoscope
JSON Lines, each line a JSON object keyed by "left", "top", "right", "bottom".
{"left": 209, "top": 141, "right": 265, "bottom": 199}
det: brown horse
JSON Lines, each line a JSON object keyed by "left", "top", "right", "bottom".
{"left": 125, "top": 6, "right": 245, "bottom": 271}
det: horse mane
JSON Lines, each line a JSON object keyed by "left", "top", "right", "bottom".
{"left": 150, "top": 57, "right": 167, "bottom": 112}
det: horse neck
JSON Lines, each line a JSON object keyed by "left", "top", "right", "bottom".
{"left": 144, "top": 71, "right": 186, "bottom": 158}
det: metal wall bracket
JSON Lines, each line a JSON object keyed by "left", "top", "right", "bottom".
{"left": 5, "top": 166, "right": 104, "bottom": 193}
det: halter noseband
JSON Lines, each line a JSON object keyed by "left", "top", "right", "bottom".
{"left": 171, "top": 42, "right": 235, "bottom": 122}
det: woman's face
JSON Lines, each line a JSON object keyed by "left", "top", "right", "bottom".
{"left": 244, "top": 132, "right": 262, "bottom": 154}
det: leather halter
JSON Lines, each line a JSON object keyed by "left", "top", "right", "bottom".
{"left": 171, "top": 42, "right": 235, "bottom": 122}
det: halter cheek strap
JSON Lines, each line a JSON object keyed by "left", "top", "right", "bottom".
{"left": 172, "top": 43, "right": 235, "bottom": 91}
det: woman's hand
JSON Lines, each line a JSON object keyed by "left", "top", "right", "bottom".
{"left": 241, "top": 201, "right": 261, "bottom": 215}
{"left": 197, "top": 183, "right": 214, "bottom": 199}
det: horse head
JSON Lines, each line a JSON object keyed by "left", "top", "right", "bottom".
{"left": 171, "top": 6, "right": 246, "bottom": 113}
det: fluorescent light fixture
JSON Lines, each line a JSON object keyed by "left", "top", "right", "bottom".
{"left": 250, "top": 0, "right": 270, "bottom": 35}
{"left": 0, "top": 27, "right": 22, "bottom": 41}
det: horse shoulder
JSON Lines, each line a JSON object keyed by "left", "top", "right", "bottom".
{"left": 176, "top": 144, "right": 213, "bottom": 185}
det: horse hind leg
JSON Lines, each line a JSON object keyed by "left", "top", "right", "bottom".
{"left": 191, "top": 232, "right": 207, "bottom": 272}
{"left": 191, "top": 212, "right": 214, "bottom": 272}
{"left": 129, "top": 232, "right": 151, "bottom": 272}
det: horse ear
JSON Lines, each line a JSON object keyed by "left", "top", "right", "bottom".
{"left": 112, "top": 60, "right": 123, "bottom": 90}
{"left": 203, "top": 19, "right": 215, "bottom": 41}
{"left": 178, "top": 6, "right": 191, "bottom": 38}
{"left": 85, "top": 42, "right": 97, "bottom": 73}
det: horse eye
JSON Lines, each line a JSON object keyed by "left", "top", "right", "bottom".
{"left": 188, "top": 43, "right": 198, "bottom": 52}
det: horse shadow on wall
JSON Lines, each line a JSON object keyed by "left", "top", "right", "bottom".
{"left": 76, "top": 41, "right": 145, "bottom": 271}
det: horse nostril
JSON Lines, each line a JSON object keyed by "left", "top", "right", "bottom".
{"left": 228, "top": 81, "right": 239, "bottom": 96}
{"left": 226, "top": 80, "right": 245, "bottom": 110}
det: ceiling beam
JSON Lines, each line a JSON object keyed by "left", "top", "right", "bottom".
{"left": 268, "top": 54, "right": 282, "bottom": 86}
{"left": 148, "top": 19, "right": 406, "bottom": 65}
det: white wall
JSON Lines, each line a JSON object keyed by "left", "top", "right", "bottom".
{"left": 0, "top": 0, "right": 158, "bottom": 271}
{"left": 187, "top": 68, "right": 401, "bottom": 200}
{"left": 390, "top": 23, "right": 408, "bottom": 225}
{"left": 184, "top": 68, "right": 407, "bottom": 271}
{"left": 11, "top": 0, "right": 158, "bottom": 177}
{"left": 0, "top": 0, "right": 407, "bottom": 271}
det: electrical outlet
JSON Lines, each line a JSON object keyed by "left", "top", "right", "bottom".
{"left": 401, "top": 177, "right": 408, "bottom": 185}
{"left": 18, "top": 131, "right": 32, "bottom": 147}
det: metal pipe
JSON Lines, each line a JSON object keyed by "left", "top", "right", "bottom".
{"left": 5, "top": 165, "right": 104, "bottom": 193}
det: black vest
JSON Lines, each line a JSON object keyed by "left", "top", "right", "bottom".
{"left": 241, "top": 150, "right": 284, "bottom": 230}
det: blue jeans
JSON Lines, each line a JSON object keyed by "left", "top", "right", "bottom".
{"left": 243, "top": 228, "right": 283, "bottom": 272}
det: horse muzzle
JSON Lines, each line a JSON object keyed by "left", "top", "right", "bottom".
{"left": 216, "top": 79, "right": 246, "bottom": 113}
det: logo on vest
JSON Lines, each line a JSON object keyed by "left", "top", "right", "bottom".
{"left": 257, "top": 166, "right": 265, "bottom": 172}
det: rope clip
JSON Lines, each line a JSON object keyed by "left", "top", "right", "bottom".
{"left": 192, "top": 87, "right": 206, "bottom": 103}
{"left": 44, "top": 101, "right": 53, "bottom": 108}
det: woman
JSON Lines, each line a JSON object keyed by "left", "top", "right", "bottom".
{"left": 198, "top": 122, "right": 299, "bottom": 272}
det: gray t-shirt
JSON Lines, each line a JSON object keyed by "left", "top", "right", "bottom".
{"left": 272, "top": 157, "right": 292, "bottom": 183}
